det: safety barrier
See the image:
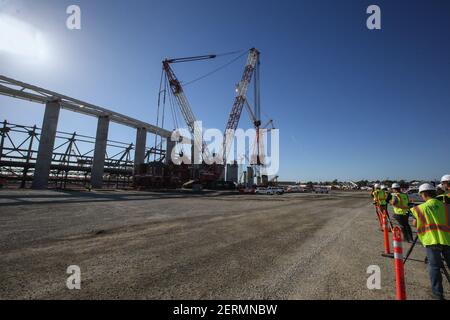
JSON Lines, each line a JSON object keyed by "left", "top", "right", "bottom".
{"left": 375, "top": 205, "right": 383, "bottom": 231}
{"left": 381, "top": 212, "right": 391, "bottom": 256}
{"left": 374, "top": 195, "right": 410, "bottom": 300}
{"left": 393, "top": 227, "right": 407, "bottom": 300}
{"left": 376, "top": 204, "right": 408, "bottom": 299}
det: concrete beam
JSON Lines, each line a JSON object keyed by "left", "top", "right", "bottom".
{"left": 32, "top": 100, "right": 61, "bottom": 189}
{"left": 91, "top": 116, "right": 110, "bottom": 188}
{"left": 134, "top": 127, "right": 147, "bottom": 170}
{"left": 0, "top": 75, "right": 174, "bottom": 138}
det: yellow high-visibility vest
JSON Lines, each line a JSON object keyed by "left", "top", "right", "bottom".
{"left": 410, "top": 199, "right": 450, "bottom": 246}
{"left": 376, "top": 190, "right": 387, "bottom": 206}
{"left": 392, "top": 192, "right": 409, "bottom": 215}
{"left": 371, "top": 191, "right": 377, "bottom": 201}
{"left": 436, "top": 193, "right": 450, "bottom": 204}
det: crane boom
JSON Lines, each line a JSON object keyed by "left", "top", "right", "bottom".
{"left": 223, "top": 48, "right": 260, "bottom": 163}
{"left": 162, "top": 55, "right": 216, "bottom": 162}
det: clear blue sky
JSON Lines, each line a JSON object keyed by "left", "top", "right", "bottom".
{"left": 1, "top": 0, "right": 449, "bottom": 182}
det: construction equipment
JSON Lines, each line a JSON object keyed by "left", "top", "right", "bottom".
{"left": 162, "top": 54, "right": 217, "bottom": 163}
{"left": 223, "top": 48, "right": 260, "bottom": 167}
{"left": 164, "top": 48, "right": 265, "bottom": 186}
{"left": 403, "top": 235, "right": 419, "bottom": 265}
{"left": 135, "top": 48, "right": 273, "bottom": 189}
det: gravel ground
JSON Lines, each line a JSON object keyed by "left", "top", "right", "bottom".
{"left": 0, "top": 189, "right": 448, "bottom": 300}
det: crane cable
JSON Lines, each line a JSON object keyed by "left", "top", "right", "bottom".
{"left": 182, "top": 50, "right": 248, "bottom": 87}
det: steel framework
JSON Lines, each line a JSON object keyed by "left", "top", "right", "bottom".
{"left": 0, "top": 120, "right": 165, "bottom": 189}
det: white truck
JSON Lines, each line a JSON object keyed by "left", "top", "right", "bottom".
{"left": 255, "top": 187, "right": 284, "bottom": 195}
{"left": 314, "top": 186, "right": 330, "bottom": 194}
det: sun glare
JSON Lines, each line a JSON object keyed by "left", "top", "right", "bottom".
{"left": 0, "top": 14, "right": 50, "bottom": 63}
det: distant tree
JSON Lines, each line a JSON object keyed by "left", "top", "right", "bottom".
{"left": 356, "top": 180, "right": 369, "bottom": 187}
{"left": 332, "top": 179, "right": 339, "bottom": 185}
{"left": 398, "top": 180, "right": 408, "bottom": 189}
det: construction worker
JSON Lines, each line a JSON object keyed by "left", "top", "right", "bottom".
{"left": 410, "top": 183, "right": 450, "bottom": 300}
{"left": 436, "top": 175, "right": 450, "bottom": 204}
{"left": 437, "top": 184, "right": 445, "bottom": 195}
{"left": 377, "top": 185, "right": 388, "bottom": 213}
{"left": 371, "top": 184, "right": 384, "bottom": 228}
{"left": 371, "top": 184, "right": 380, "bottom": 204}
{"left": 390, "top": 183, "right": 413, "bottom": 242}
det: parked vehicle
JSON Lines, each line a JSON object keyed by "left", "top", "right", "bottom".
{"left": 269, "top": 187, "right": 284, "bottom": 195}
{"left": 314, "top": 187, "right": 329, "bottom": 194}
{"left": 256, "top": 187, "right": 273, "bottom": 195}
{"left": 255, "top": 187, "right": 284, "bottom": 195}
{"left": 286, "top": 185, "right": 305, "bottom": 193}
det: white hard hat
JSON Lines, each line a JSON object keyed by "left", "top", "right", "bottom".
{"left": 419, "top": 183, "right": 436, "bottom": 193}
{"left": 381, "top": 185, "right": 387, "bottom": 190}
{"left": 391, "top": 183, "right": 401, "bottom": 189}
{"left": 441, "top": 174, "right": 450, "bottom": 183}
{"left": 374, "top": 184, "right": 380, "bottom": 189}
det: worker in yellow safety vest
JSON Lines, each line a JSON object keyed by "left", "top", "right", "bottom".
{"left": 390, "top": 183, "right": 413, "bottom": 242}
{"left": 376, "top": 185, "right": 388, "bottom": 213}
{"left": 436, "top": 174, "right": 450, "bottom": 204}
{"left": 410, "top": 183, "right": 450, "bottom": 300}
{"left": 371, "top": 184, "right": 380, "bottom": 204}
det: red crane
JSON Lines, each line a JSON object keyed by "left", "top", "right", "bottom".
{"left": 162, "top": 54, "right": 217, "bottom": 163}
{"left": 223, "top": 48, "right": 260, "bottom": 165}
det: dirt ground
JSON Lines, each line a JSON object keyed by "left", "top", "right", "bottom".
{"left": 0, "top": 189, "right": 448, "bottom": 300}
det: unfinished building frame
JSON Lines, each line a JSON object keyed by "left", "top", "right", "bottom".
{"left": 0, "top": 75, "right": 177, "bottom": 189}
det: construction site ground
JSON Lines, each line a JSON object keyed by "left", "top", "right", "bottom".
{"left": 0, "top": 189, "right": 448, "bottom": 300}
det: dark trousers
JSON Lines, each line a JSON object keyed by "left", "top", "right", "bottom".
{"left": 393, "top": 214, "right": 413, "bottom": 242}
{"left": 425, "top": 245, "right": 450, "bottom": 298}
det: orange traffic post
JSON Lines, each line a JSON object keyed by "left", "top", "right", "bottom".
{"left": 393, "top": 226, "right": 407, "bottom": 300}
{"left": 375, "top": 205, "right": 383, "bottom": 231}
{"left": 381, "top": 212, "right": 392, "bottom": 257}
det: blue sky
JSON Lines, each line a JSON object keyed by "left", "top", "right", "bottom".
{"left": 0, "top": 0, "right": 449, "bottom": 182}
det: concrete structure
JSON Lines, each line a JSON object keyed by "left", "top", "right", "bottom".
{"left": 134, "top": 127, "right": 147, "bottom": 170}
{"left": 0, "top": 75, "right": 172, "bottom": 138}
{"left": 165, "top": 139, "right": 176, "bottom": 164}
{"left": 31, "top": 100, "right": 61, "bottom": 189}
{"left": 226, "top": 162, "right": 238, "bottom": 183}
{"left": 0, "top": 75, "right": 191, "bottom": 189}
{"left": 91, "top": 116, "right": 110, "bottom": 188}
{"left": 247, "top": 166, "right": 254, "bottom": 187}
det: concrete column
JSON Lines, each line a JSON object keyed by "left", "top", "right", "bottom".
{"left": 165, "top": 138, "right": 176, "bottom": 164}
{"left": 90, "top": 116, "right": 109, "bottom": 188}
{"left": 226, "top": 162, "right": 238, "bottom": 183}
{"left": 134, "top": 127, "right": 147, "bottom": 171}
{"left": 247, "top": 166, "right": 254, "bottom": 188}
{"left": 32, "top": 100, "right": 61, "bottom": 189}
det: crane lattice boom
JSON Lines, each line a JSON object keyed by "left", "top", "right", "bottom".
{"left": 163, "top": 58, "right": 213, "bottom": 162}
{"left": 223, "top": 48, "right": 260, "bottom": 163}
